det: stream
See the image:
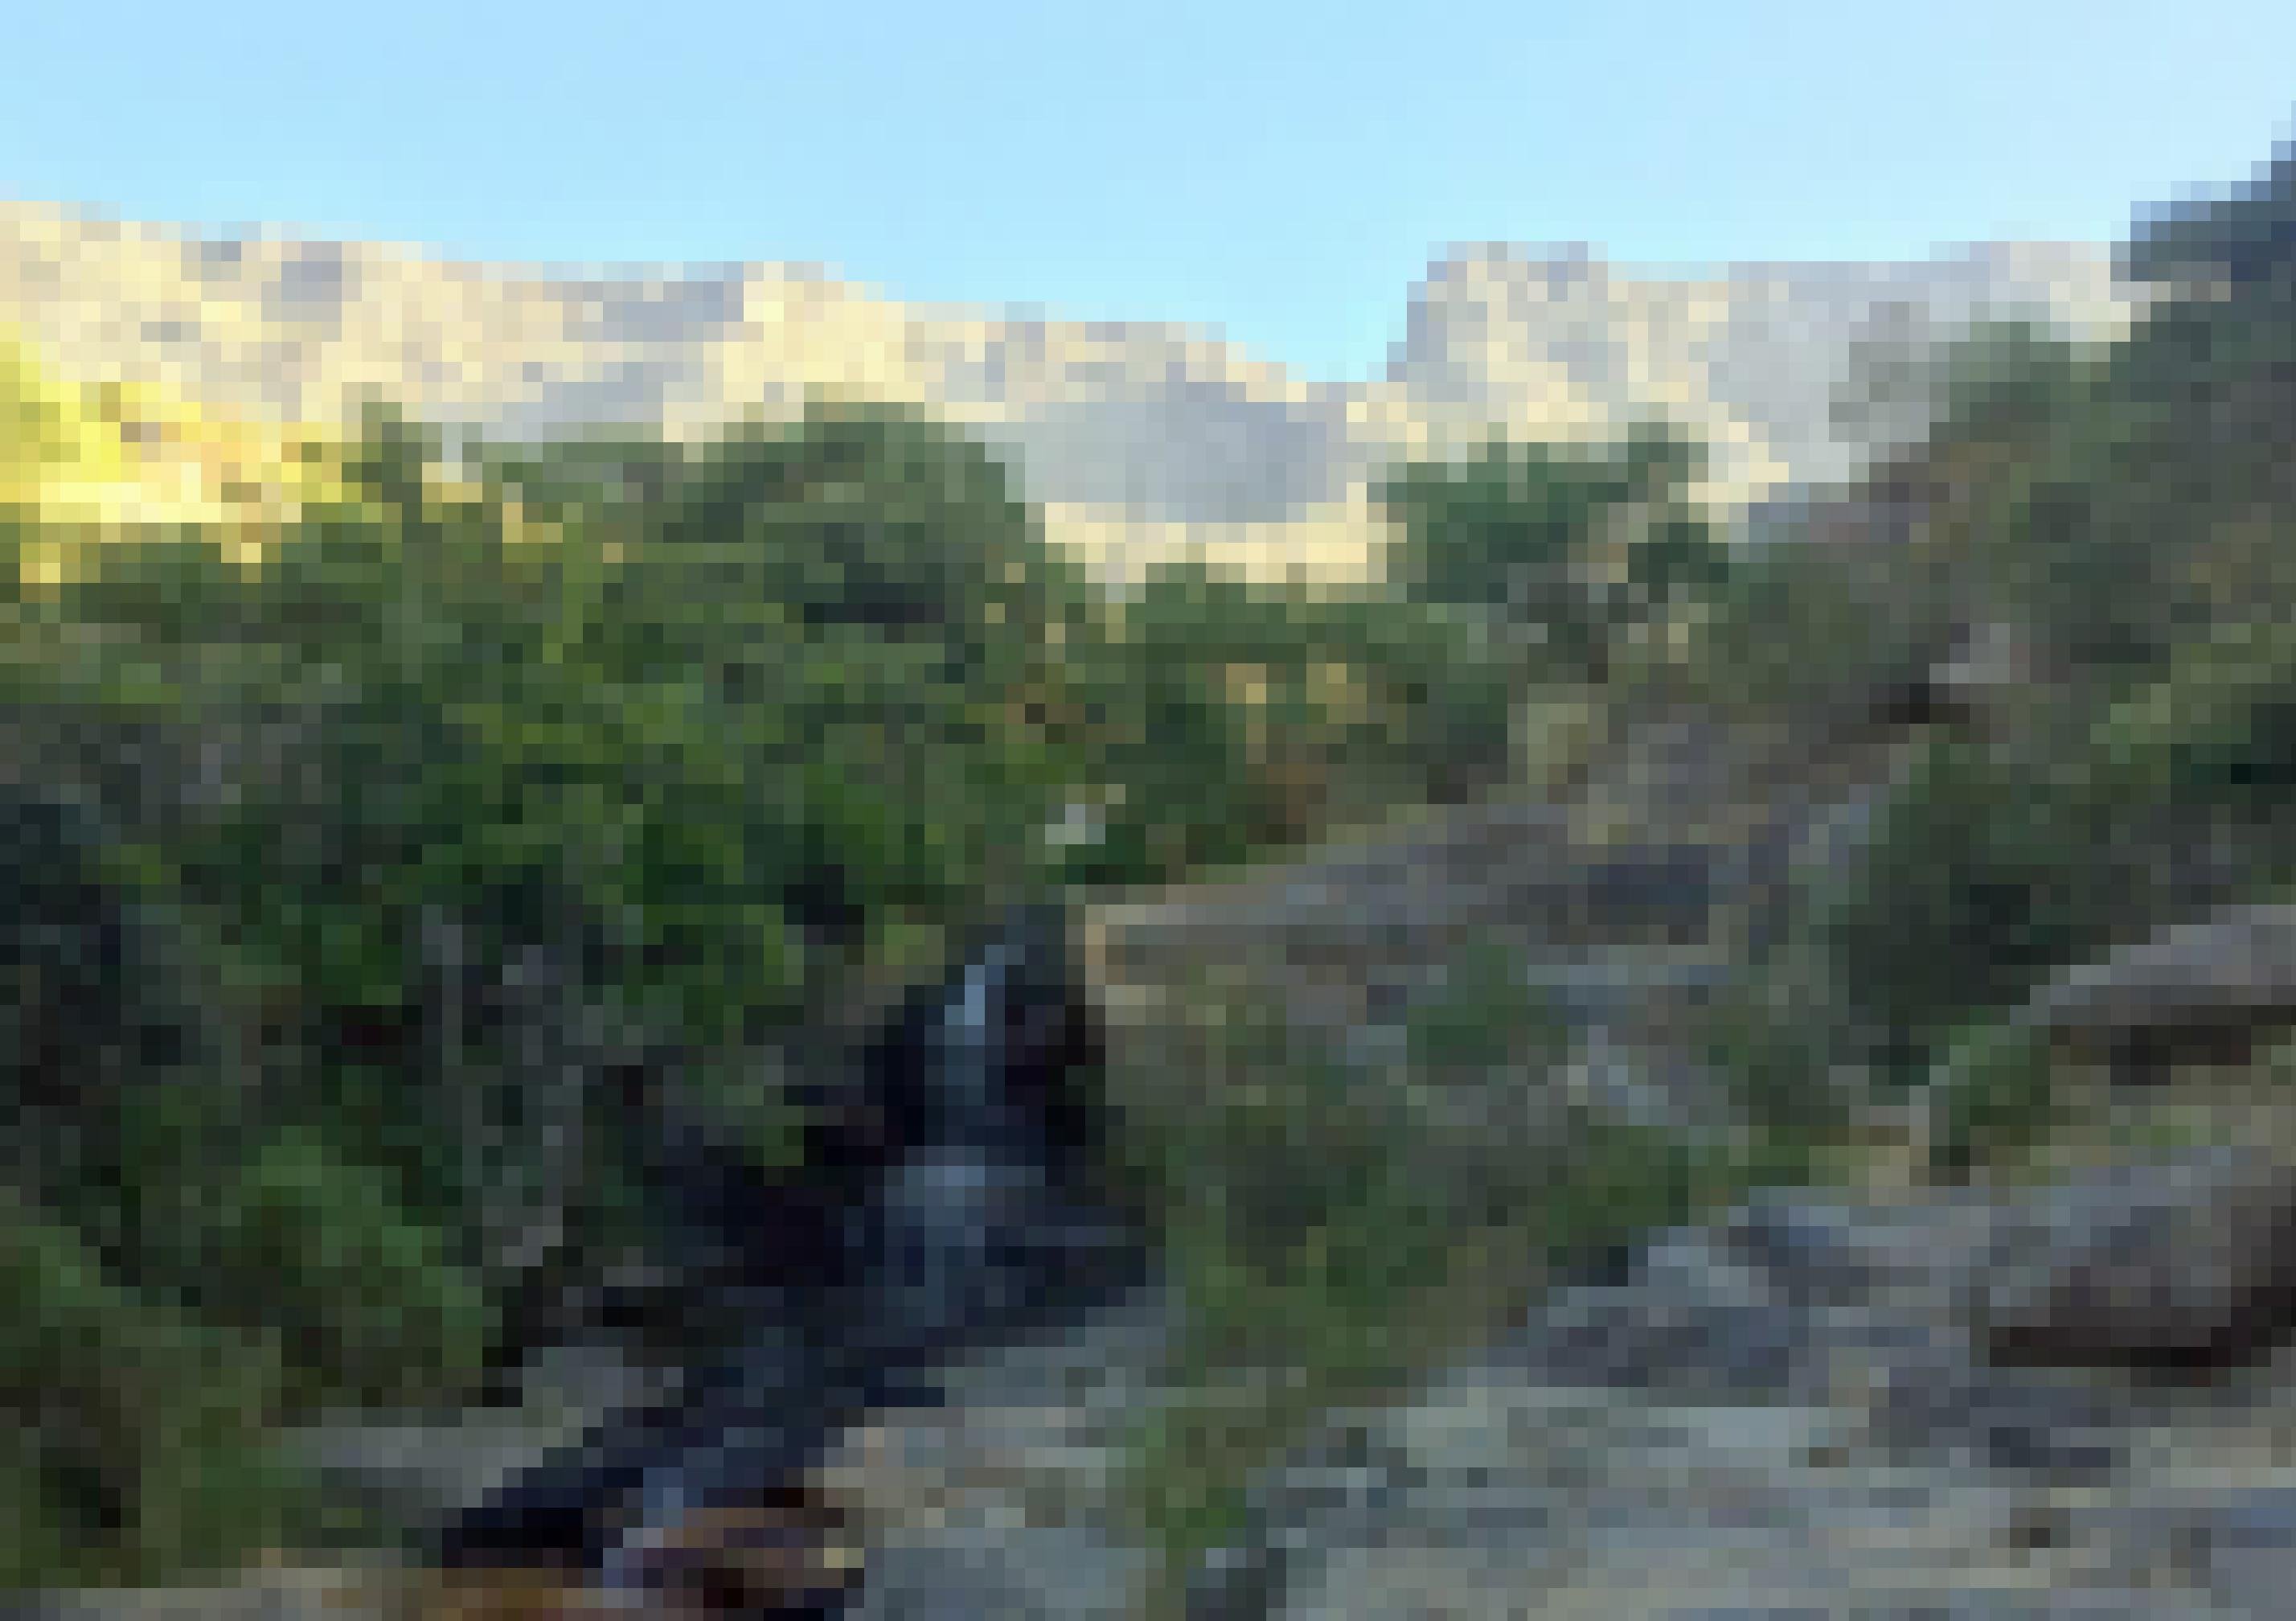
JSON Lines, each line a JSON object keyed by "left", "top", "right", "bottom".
{"left": 428, "top": 901, "right": 1154, "bottom": 1616}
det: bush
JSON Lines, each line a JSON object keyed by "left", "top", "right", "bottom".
{"left": 1116, "top": 958, "right": 1732, "bottom": 1611}
{"left": 1402, "top": 936, "right": 1572, "bottom": 1081}
{"left": 0, "top": 1192, "right": 301, "bottom": 1587}
{"left": 197, "top": 1132, "right": 495, "bottom": 1412}
{"left": 1691, "top": 971, "right": 1855, "bottom": 1161}
{"left": 1925, "top": 1017, "right": 2064, "bottom": 1180}
{"left": 1374, "top": 424, "right": 1729, "bottom": 687}
{"left": 2092, "top": 617, "right": 2296, "bottom": 819}
{"left": 1684, "top": 521, "right": 1967, "bottom": 734}
{"left": 1814, "top": 733, "right": 2126, "bottom": 1083}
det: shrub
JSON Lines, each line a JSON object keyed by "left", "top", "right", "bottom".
{"left": 0, "top": 1192, "right": 301, "bottom": 1587}
{"left": 196, "top": 1132, "right": 495, "bottom": 1413}
{"left": 1403, "top": 937, "right": 1571, "bottom": 1080}
{"left": 1814, "top": 733, "right": 2125, "bottom": 1083}
{"left": 1925, "top": 1017, "right": 2065, "bottom": 1180}
{"left": 1117, "top": 958, "right": 1733, "bottom": 1613}
{"left": 1691, "top": 971, "right": 1855, "bottom": 1163}
{"left": 1684, "top": 521, "right": 1967, "bottom": 735}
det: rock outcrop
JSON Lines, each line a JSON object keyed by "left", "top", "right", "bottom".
{"left": 1970, "top": 1147, "right": 2296, "bottom": 1374}
{"left": 1186, "top": 1160, "right": 2296, "bottom": 1619}
{"left": 2011, "top": 905, "right": 2296, "bottom": 1077}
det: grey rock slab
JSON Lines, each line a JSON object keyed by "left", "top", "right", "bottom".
{"left": 1968, "top": 1147, "right": 2296, "bottom": 1373}
{"left": 1207, "top": 1168, "right": 2296, "bottom": 1619}
{"left": 824, "top": 1282, "right": 1175, "bottom": 1619}
{"left": 1859, "top": 1354, "right": 2129, "bottom": 1478}
{"left": 853, "top": 1520, "right": 1151, "bottom": 1620}
{"left": 2015, "top": 904, "right": 2296, "bottom": 1057}
{"left": 1721, "top": 1187, "right": 2003, "bottom": 1311}
{"left": 16, "top": 1569, "right": 399, "bottom": 1621}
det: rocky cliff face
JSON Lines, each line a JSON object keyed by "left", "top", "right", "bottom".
{"left": 2, "top": 202, "right": 2141, "bottom": 583}
{"left": 1388, "top": 240, "right": 2142, "bottom": 503}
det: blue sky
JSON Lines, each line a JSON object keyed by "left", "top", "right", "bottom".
{"left": 7, "top": 1, "right": 2293, "bottom": 382}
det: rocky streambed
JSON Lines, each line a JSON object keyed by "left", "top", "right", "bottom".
{"left": 441, "top": 1140, "right": 2296, "bottom": 1619}
{"left": 31, "top": 1145, "right": 2296, "bottom": 1619}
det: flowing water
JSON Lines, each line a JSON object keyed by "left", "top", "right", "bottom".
{"left": 430, "top": 901, "right": 1150, "bottom": 1615}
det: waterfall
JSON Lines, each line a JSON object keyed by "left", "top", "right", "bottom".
{"left": 431, "top": 901, "right": 1147, "bottom": 1614}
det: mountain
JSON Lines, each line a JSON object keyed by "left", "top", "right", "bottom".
{"left": 1390, "top": 240, "right": 2142, "bottom": 500}
{"left": 1, "top": 201, "right": 2146, "bottom": 582}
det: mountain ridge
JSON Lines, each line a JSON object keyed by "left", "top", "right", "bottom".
{"left": 4, "top": 199, "right": 2145, "bottom": 581}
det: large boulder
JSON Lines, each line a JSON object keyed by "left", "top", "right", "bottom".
{"left": 2012, "top": 903, "right": 2296, "bottom": 1077}
{"left": 1970, "top": 1146, "right": 2296, "bottom": 1373}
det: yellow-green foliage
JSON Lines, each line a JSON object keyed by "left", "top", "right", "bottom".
{"left": 0, "top": 323, "right": 353, "bottom": 548}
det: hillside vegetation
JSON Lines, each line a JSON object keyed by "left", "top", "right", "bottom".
{"left": 5, "top": 138, "right": 2295, "bottom": 1603}
{"left": 1097, "top": 143, "right": 2296, "bottom": 1598}
{"left": 0, "top": 312, "right": 1729, "bottom": 1584}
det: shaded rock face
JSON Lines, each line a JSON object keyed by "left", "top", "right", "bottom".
{"left": 836, "top": 904, "right": 1117, "bottom": 1220}
{"left": 2013, "top": 905, "right": 2296, "bottom": 1079}
{"left": 1971, "top": 1148, "right": 2296, "bottom": 1376}
{"left": 633, "top": 904, "right": 1136, "bottom": 1352}
{"left": 426, "top": 902, "right": 1150, "bottom": 1616}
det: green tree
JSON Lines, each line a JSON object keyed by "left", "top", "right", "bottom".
{"left": 1373, "top": 423, "right": 1728, "bottom": 683}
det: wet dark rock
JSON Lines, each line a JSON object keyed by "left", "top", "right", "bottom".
{"left": 426, "top": 901, "right": 1151, "bottom": 1614}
